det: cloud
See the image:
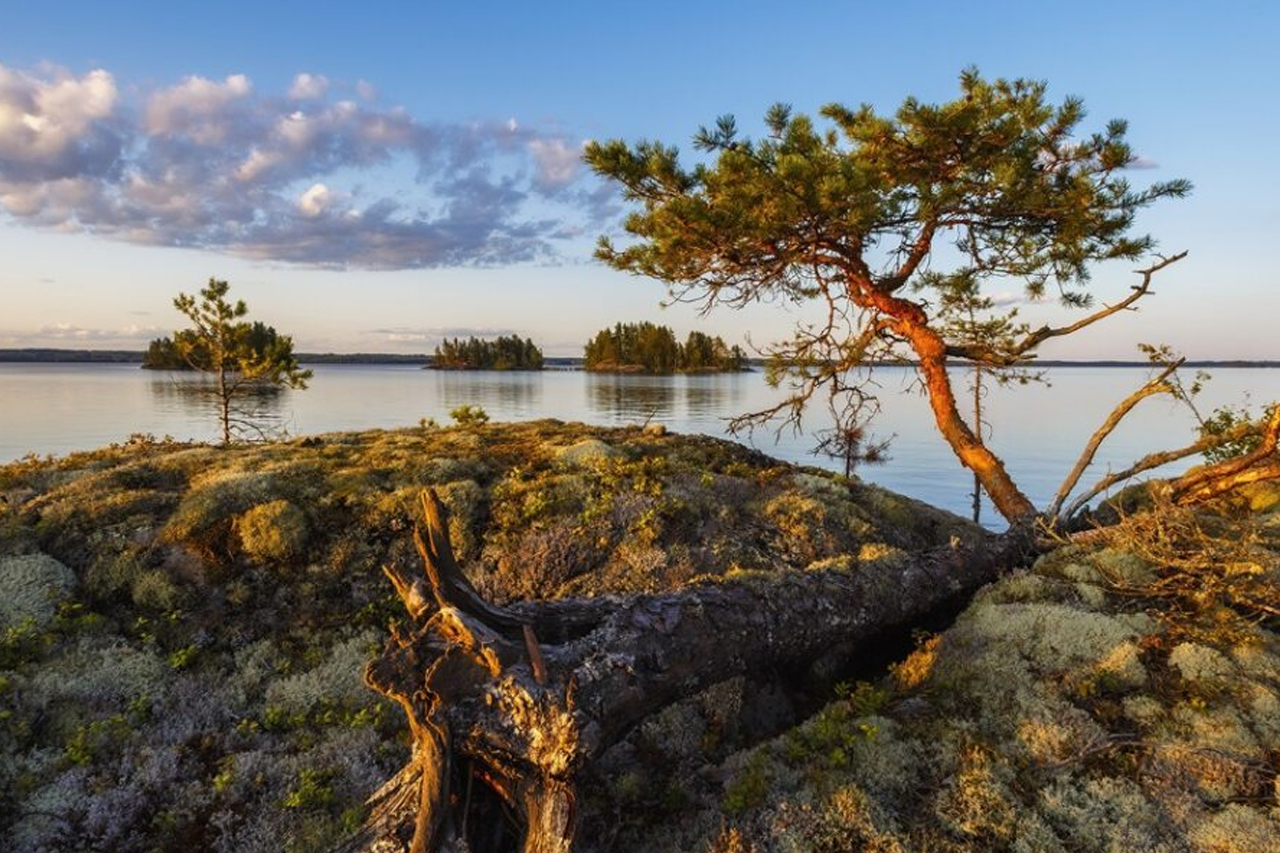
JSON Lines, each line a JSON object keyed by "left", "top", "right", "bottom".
{"left": 0, "top": 322, "right": 166, "bottom": 346}
{"left": 144, "top": 73, "right": 253, "bottom": 144}
{"left": 0, "top": 64, "right": 122, "bottom": 182}
{"left": 366, "top": 325, "right": 519, "bottom": 344}
{"left": 529, "top": 138, "right": 581, "bottom": 190}
{"left": 297, "top": 182, "right": 334, "bottom": 217}
{"left": 988, "top": 291, "right": 1028, "bottom": 308}
{"left": 0, "top": 60, "right": 609, "bottom": 269}
{"left": 288, "top": 73, "right": 329, "bottom": 100}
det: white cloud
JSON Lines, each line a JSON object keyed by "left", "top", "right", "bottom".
{"left": 10, "top": 322, "right": 166, "bottom": 343}
{"left": 288, "top": 72, "right": 329, "bottom": 100}
{"left": 297, "top": 182, "right": 333, "bottom": 217}
{"left": 0, "top": 64, "right": 119, "bottom": 178}
{"left": 367, "top": 326, "right": 518, "bottom": 344}
{"left": 988, "top": 291, "right": 1028, "bottom": 308}
{"left": 355, "top": 79, "right": 377, "bottom": 101}
{"left": 144, "top": 73, "right": 252, "bottom": 143}
{"left": 0, "top": 60, "right": 609, "bottom": 269}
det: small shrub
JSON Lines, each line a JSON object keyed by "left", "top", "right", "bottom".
{"left": 63, "top": 714, "right": 130, "bottom": 766}
{"left": 724, "top": 752, "right": 770, "bottom": 814}
{"left": 167, "top": 645, "right": 198, "bottom": 670}
{"left": 130, "top": 570, "right": 187, "bottom": 611}
{"left": 1, "top": 617, "right": 50, "bottom": 669}
{"left": 237, "top": 500, "right": 309, "bottom": 563}
{"left": 86, "top": 550, "right": 148, "bottom": 600}
{"left": 283, "top": 767, "right": 337, "bottom": 811}
{"left": 449, "top": 405, "right": 490, "bottom": 426}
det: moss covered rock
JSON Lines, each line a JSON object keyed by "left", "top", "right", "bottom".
{"left": 0, "top": 553, "right": 76, "bottom": 629}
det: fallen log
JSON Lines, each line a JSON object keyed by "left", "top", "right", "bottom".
{"left": 337, "top": 490, "right": 1034, "bottom": 853}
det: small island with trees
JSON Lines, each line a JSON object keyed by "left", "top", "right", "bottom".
{"left": 142, "top": 321, "right": 296, "bottom": 372}
{"left": 429, "top": 335, "right": 544, "bottom": 370}
{"left": 583, "top": 321, "right": 748, "bottom": 374}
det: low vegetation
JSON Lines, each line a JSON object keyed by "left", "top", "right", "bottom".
{"left": 2, "top": 419, "right": 1274, "bottom": 852}
{"left": 430, "top": 335, "right": 544, "bottom": 370}
{"left": 584, "top": 322, "right": 748, "bottom": 374}
{"left": 618, "top": 488, "right": 1280, "bottom": 853}
{"left": 0, "top": 421, "right": 964, "bottom": 852}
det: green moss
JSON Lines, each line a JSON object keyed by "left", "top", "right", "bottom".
{"left": 237, "top": 499, "right": 309, "bottom": 563}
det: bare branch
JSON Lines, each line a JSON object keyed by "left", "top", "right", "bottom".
{"left": 947, "top": 252, "right": 1188, "bottom": 366}
{"left": 1048, "top": 358, "right": 1183, "bottom": 519}
{"left": 1063, "top": 413, "right": 1273, "bottom": 519}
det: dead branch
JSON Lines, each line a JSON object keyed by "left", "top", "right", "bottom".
{"left": 1061, "top": 414, "right": 1273, "bottom": 521}
{"left": 1169, "top": 404, "right": 1280, "bottom": 504}
{"left": 1048, "top": 358, "right": 1183, "bottom": 519}
{"left": 947, "top": 252, "right": 1187, "bottom": 367}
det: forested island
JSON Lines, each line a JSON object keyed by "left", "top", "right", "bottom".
{"left": 140, "top": 323, "right": 299, "bottom": 371}
{"left": 583, "top": 322, "right": 748, "bottom": 374}
{"left": 428, "top": 335, "right": 543, "bottom": 370}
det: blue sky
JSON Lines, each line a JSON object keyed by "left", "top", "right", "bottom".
{"left": 1, "top": 0, "right": 1277, "bottom": 357}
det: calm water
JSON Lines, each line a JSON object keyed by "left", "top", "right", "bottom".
{"left": 0, "top": 363, "right": 1274, "bottom": 521}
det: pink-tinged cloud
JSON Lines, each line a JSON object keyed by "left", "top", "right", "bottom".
{"left": 0, "top": 60, "right": 615, "bottom": 269}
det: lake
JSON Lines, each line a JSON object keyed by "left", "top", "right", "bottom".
{"left": 0, "top": 363, "right": 1274, "bottom": 523}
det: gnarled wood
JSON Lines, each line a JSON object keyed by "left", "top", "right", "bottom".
{"left": 336, "top": 489, "right": 1033, "bottom": 853}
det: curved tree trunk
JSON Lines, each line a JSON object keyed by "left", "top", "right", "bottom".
{"left": 335, "top": 491, "right": 1035, "bottom": 853}
{"left": 862, "top": 285, "right": 1038, "bottom": 524}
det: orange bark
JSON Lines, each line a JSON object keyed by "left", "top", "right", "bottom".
{"left": 863, "top": 285, "right": 1038, "bottom": 524}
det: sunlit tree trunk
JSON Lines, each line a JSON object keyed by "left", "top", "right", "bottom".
{"left": 863, "top": 286, "right": 1037, "bottom": 524}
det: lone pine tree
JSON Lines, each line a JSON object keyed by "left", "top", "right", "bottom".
{"left": 171, "top": 279, "right": 311, "bottom": 445}
{"left": 586, "top": 70, "right": 1197, "bottom": 524}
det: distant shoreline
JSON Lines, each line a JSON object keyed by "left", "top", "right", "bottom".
{"left": 1, "top": 348, "right": 1278, "bottom": 369}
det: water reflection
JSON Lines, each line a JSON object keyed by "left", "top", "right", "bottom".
{"left": 434, "top": 371, "right": 543, "bottom": 415}
{"left": 148, "top": 372, "right": 293, "bottom": 437}
{"left": 683, "top": 375, "right": 745, "bottom": 420}
{"left": 585, "top": 374, "right": 677, "bottom": 423}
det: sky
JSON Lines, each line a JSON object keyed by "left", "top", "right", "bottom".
{"left": 0, "top": 0, "right": 1277, "bottom": 358}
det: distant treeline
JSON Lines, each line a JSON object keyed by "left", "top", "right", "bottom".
{"left": 0, "top": 349, "right": 140, "bottom": 363}
{"left": 430, "top": 335, "right": 544, "bottom": 370}
{"left": 583, "top": 322, "right": 748, "bottom": 374}
{"left": 5, "top": 347, "right": 1279, "bottom": 370}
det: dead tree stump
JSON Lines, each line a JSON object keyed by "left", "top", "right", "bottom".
{"left": 336, "top": 490, "right": 1031, "bottom": 853}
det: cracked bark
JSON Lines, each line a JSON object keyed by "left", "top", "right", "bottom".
{"left": 334, "top": 490, "right": 1034, "bottom": 853}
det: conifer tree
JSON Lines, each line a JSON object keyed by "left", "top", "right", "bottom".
{"left": 587, "top": 70, "right": 1194, "bottom": 523}
{"left": 171, "top": 279, "right": 311, "bottom": 445}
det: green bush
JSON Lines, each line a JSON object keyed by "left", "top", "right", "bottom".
{"left": 449, "top": 405, "right": 490, "bottom": 426}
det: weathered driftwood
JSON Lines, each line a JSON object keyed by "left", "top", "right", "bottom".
{"left": 337, "top": 490, "right": 1033, "bottom": 853}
